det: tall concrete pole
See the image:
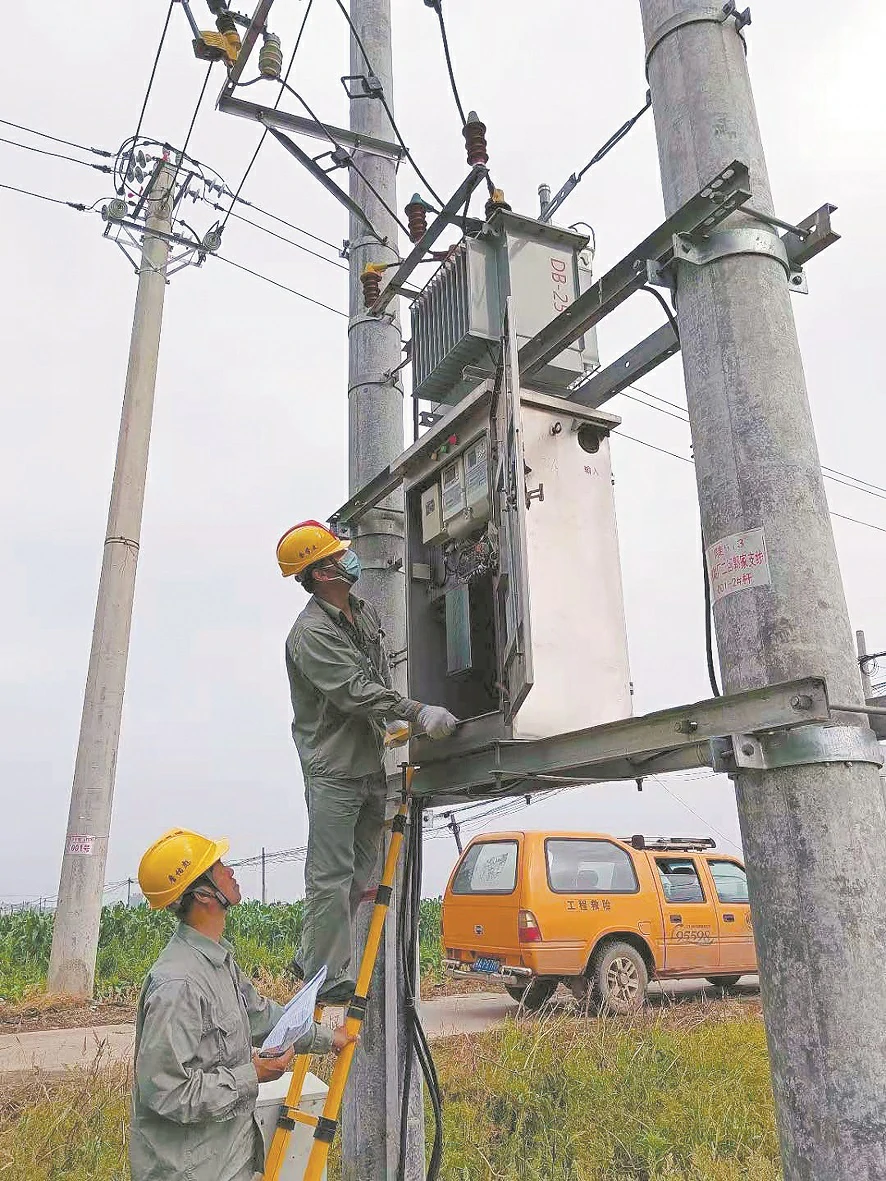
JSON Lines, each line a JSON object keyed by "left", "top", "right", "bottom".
{"left": 341, "top": 2, "right": 424, "bottom": 1178}
{"left": 639, "top": 6, "right": 886, "bottom": 1177}
{"left": 48, "top": 164, "right": 173, "bottom": 996}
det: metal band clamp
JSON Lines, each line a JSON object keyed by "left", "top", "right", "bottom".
{"left": 645, "top": 2, "right": 751, "bottom": 76}
{"left": 672, "top": 227, "right": 805, "bottom": 288}
{"left": 715, "top": 724, "right": 883, "bottom": 772}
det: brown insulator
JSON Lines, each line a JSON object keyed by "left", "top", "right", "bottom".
{"left": 405, "top": 193, "right": 428, "bottom": 243}
{"left": 360, "top": 266, "right": 383, "bottom": 308}
{"left": 462, "top": 110, "right": 488, "bottom": 167}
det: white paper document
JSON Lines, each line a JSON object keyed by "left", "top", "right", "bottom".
{"left": 260, "top": 966, "right": 327, "bottom": 1054}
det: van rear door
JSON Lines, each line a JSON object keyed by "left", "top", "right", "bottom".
{"left": 442, "top": 838, "right": 522, "bottom": 972}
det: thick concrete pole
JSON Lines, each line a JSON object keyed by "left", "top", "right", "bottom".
{"left": 639, "top": 6, "right": 886, "bottom": 1177}
{"left": 341, "top": 1, "right": 424, "bottom": 1177}
{"left": 48, "top": 166, "right": 173, "bottom": 996}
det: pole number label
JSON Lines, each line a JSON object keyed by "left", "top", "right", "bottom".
{"left": 66, "top": 834, "right": 96, "bottom": 856}
{"left": 706, "top": 526, "right": 771, "bottom": 603}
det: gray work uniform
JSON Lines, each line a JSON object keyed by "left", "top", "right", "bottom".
{"left": 130, "top": 923, "right": 334, "bottom": 1181}
{"left": 285, "top": 594, "right": 422, "bottom": 985}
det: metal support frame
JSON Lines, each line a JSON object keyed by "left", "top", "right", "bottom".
{"left": 367, "top": 166, "right": 490, "bottom": 315}
{"left": 215, "top": 0, "right": 403, "bottom": 160}
{"left": 408, "top": 676, "right": 840, "bottom": 803}
{"left": 518, "top": 160, "right": 752, "bottom": 380}
{"left": 261, "top": 122, "right": 385, "bottom": 240}
{"left": 519, "top": 166, "right": 838, "bottom": 398}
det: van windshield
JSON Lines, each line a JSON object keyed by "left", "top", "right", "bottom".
{"left": 545, "top": 839, "right": 639, "bottom": 893}
{"left": 451, "top": 841, "right": 518, "bottom": 895}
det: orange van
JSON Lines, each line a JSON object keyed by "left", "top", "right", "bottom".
{"left": 441, "top": 832, "right": 756, "bottom": 1011}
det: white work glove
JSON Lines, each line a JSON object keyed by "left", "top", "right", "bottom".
{"left": 417, "top": 705, "right": 459, "bottom": 740}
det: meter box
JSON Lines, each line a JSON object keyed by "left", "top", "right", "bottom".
{"left": 330, "top": 302, "right": 630, "bottom": 781}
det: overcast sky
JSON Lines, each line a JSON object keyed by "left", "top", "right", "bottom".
{"left": 2, "top": 1, "right": 884, "bottom": 905}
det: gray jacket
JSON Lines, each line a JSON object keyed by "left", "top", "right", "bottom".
{"left": 130, "top": 923, "right": 334, "bottom": 1181}
{"left": 285, "top": 594, "right": 422, "bottom": 779}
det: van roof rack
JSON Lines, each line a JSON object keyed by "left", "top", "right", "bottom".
{"left": 623, "top": 835, "right": 717, "bottom": 852}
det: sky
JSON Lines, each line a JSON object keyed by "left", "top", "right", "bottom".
{"left": 2, "top": 1, "right": 885, "bottom": 906}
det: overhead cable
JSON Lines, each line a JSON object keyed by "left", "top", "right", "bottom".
{"left": 423, "top": 0, "right": 467, "bottom": 128}
{"left": 0, "top": 118, "right": 113, "bottom": 158}
{"left": 213, "top": 254, "right": 348, "bottom": 316}
{"left": 330, "top": 0, "right": 444, "bottom": 206}
{"left": 0, "top": 181, "right": 88, "bottom": 212}
{"left": 0, "top": 135, "right": 113, "bottom": 174}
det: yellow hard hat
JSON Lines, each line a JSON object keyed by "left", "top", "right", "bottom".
{"left": 276, "top": 519, "right": 350, "bottom": 579}
{"left": 138, "top": 828, "right": 230, "bottom": 911}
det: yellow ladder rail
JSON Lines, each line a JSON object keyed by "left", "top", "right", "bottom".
{"left": 261, "top": 770, "right": 412, "bottom": 1181}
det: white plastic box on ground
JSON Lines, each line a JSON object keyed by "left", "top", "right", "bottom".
{"left": 254, "top": 1070, "right": 329, "bottom": 1179}
{"left": 513, "top": 397, "right": 632, "bottom": 740}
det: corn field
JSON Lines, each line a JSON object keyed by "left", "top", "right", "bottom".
{"left": 0, "top": 899, "right": 444, "bottom": 1001}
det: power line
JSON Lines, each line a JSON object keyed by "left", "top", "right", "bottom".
{"left": 0, "top": 134, "right": 113, "bottom": 174}
{"left": 234, "top": 196, "right": 341, "bottom": 253}
{"left": 212, "top": 204, "right": 348, "bottom": 270}
{"left": 425, "top": 1, "right": 467, "bottom": 128}
{"left": 0, "top": 118, "right": 112, "bottom": 158}
{"left": 130, "top": 0, "right": 176, "bottom": 154}
{"left": 615, "top": 428, "right": 886, "bottom": 539}
{"left": 222, "top": 0, "right": 316, "bottom": 230}
{"left": 169, "top": 62, "right": 215, "bottom": 195}
{"left": 620, "top": 386, "right": 886, "bottom": 505}
{"left": 214, "top": 253, "right": 348, "bottom": 317}
{"left": 330, "top": 0, "right": 444, "bottom": 206}
{"left": 651, "top": 776, "right": 743, "bottom": 854}
{"left": 0, "top": 182, "right": 88, "bottom": 212}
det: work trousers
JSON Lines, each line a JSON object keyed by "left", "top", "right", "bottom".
{"left": 296, "top": 771, "right": 387, "bottom": 987}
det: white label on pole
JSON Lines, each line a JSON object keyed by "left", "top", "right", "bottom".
{"left": 706, "top": 527, "right": 771, "bottom": 603}
{"left": 66, "top": 834, "right": 96, "bottom": 856}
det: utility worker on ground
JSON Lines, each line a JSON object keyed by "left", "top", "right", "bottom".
{"left": 130, "top": 827, "right": 355, "bottom": 1181}
{"left": 276, "top": 520, "right": 458, "bottom": 1005}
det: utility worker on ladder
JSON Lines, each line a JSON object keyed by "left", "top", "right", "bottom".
{"left": 276, "top": 520, "right": 457, "bottom": 1005}
{"left": 130, "top": 828, "right": 355, "bottom": 1181}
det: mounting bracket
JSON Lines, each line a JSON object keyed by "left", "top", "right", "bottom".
{"left": 713, "top": 724, "right": 883, "bottom": 772}
{"left": 645, "top": 2, "right": 751, "bottom": 76}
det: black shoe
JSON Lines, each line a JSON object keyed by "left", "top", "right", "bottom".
{"left": 317, "top": 978, "right": 357, "bottom": 1007}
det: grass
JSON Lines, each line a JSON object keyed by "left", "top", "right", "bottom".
{"left": 0, "top": 1001, "right": 779, "bottom": 1180}
{"left": 0, "top": 899, "right": 446, "bottom": 1003}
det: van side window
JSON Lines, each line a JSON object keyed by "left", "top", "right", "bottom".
{"left": 452, "top": 841, "right": 518, "bottom": 895}
{"left": 545, "top": 839, "right": 639, "bottom": 894}
{"left": 708, "top": 860, "right": 749, "bottom": 904}
{"left": 655, "top": 857, "right": 705, "bottom": 903}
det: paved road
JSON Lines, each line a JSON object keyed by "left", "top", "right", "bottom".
{"left": 0, "top": 977, "right": 758, "bottom": 1076}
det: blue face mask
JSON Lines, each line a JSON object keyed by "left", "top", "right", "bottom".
{"left": 335, "top": 549, "right": 362, "bottom": 584}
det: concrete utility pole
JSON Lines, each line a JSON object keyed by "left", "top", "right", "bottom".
{"left": 341, "top": 2, "right": 424, "bottom": 1178}
{"left": 640, "top": 5, "right": 886, "bottom": 1177}
{"left": 48, "top": 164, "right": 173, "bottom": 997}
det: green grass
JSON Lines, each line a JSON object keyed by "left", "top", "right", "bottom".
{"left": 0, "top": 898, "right": 443, "bottom": 1001}
{"left": 0, "top": 1004, "right": 779, "bottom": 1180}
{"left": 434, "top": 1007, "right": 779, "bottom": 1180}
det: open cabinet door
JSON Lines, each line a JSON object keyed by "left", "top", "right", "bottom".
{"left": 491, "top": 298, "right": 534, "bottom": 723}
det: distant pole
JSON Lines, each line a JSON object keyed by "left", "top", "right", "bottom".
{"left": 448, "top": 815, "right": 463, "bottom": 854}
{"left": 857, "top": 630, "right": 874, "bottom": 699}
{"left": 126, "top": 878, "right": 132, "bottom": 907}
{"left": 640, "top": 4, "right": 886, "bottom": 1176}
{"left": 48, "top": 163, "right": 174, "bottom": 997}
{"left": 261, "top": 848, "right": 267, "bottom": 905}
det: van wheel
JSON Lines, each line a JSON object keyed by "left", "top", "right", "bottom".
{"left": 706, "top": 974, "right": 742, "bottom": 990}
{"left": 591, "top": 942, "right": 648, "bottom": 1014}
{"left": 505, "top": 979, "right": 557, "bottom": 1011}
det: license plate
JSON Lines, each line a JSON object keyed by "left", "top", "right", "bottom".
{"left": 471, "top": 957, "right": 502, "bottom": 974}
